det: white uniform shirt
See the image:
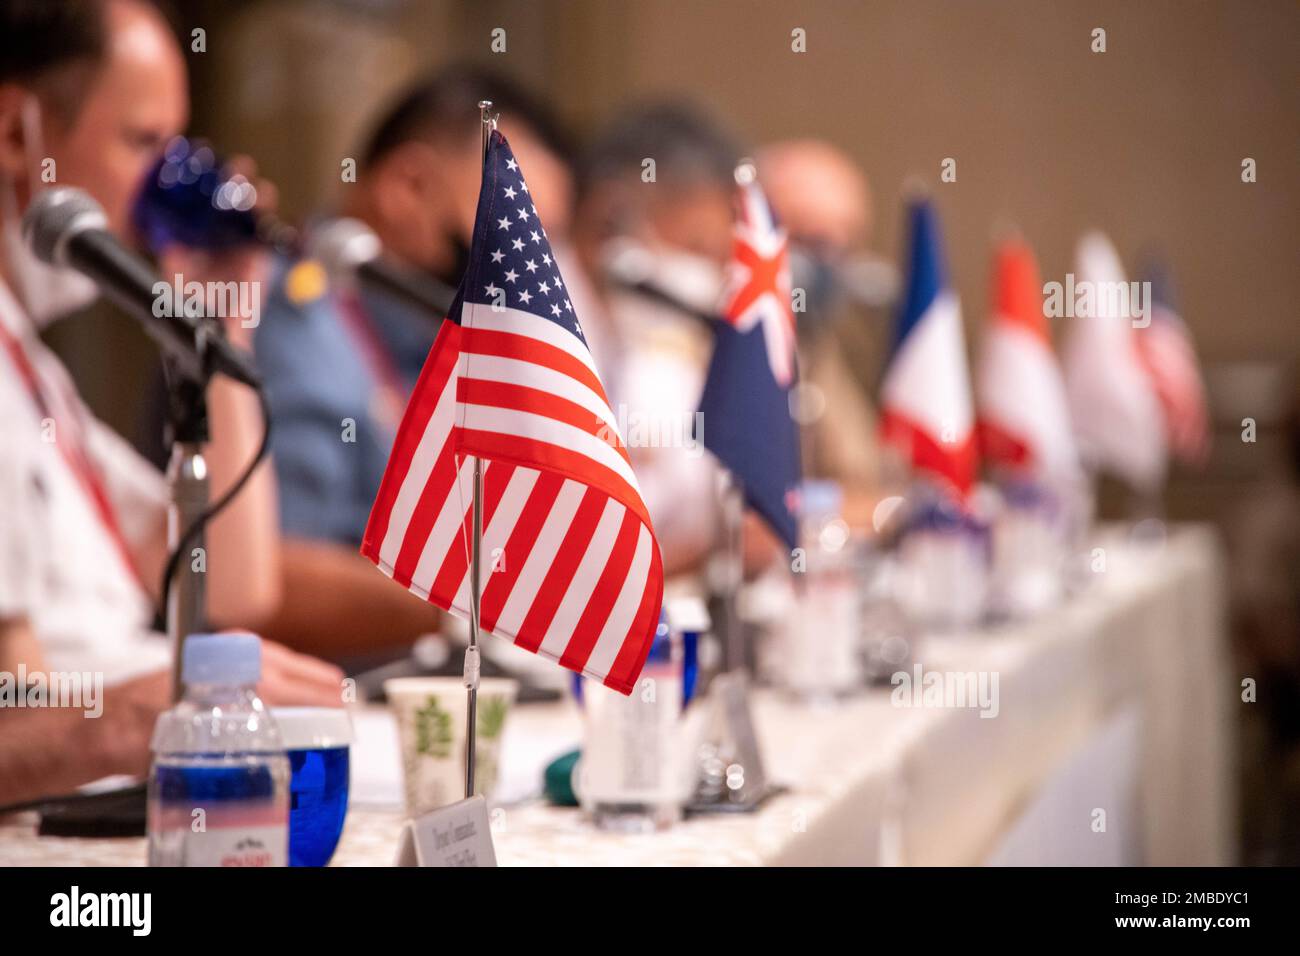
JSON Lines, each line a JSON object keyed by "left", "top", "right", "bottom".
{"left": 0, "top": 281, "right": 170, "bottom": 683}
{"left": 604, "top": 289, "right": 723, "bottom": 571}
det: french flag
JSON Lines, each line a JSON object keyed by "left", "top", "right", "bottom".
{"left": 976, "top": 236, "right": 1079, "bottom": 484}
{"left": 880, "top": 198, "right": 976, "bottom": 498}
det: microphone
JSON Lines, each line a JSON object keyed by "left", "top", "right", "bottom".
{"left": 22, "top": 188, "right": 261, "bottom": 388}
{"left": 306, "top": 218, "right": 456, "bottom": 319}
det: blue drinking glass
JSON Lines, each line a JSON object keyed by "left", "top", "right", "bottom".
{"left": 272, "top": 708, "right": 353, "bottom": 867}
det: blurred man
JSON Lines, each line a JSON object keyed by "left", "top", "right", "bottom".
{"left": 0, "top": 0, "right": 342, "bottom": 802}
{"left": 251, "top": 67, "right": 577, "bottom": 662}
{"left": 572, "top": 103, "right": 772, "bottom": 579}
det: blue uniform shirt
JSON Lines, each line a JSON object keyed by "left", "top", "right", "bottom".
{"left": 254, "top": 263, "right": 438, "bottom": 548}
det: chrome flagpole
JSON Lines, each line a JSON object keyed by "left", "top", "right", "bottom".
{"left": 721, "top": 470, "right": 745, "bottom": 672}
{"left": 464, "top": 100, "right": 496, "bottom": 800}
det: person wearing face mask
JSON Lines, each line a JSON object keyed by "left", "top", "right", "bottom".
{"left": 246, "top": 66, "right": 584, "bottom": 664}
{"left": 572, "top": 104, "right": 782, "bottom": 581}
{"left": 0, "top": 0, "right": 345, "bottom": 805}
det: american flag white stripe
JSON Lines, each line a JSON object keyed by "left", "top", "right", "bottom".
{"left": 363, "top": 130, "right": 662, "bottom": 694}
{"left": 408, "top": 456, "right": 484, "bottom": 589}
{"left": 461, "top": 302, "right": 604, "bottom": 384}
{"left": 488, "top": 479, "right": 586, "bottom": 638}
{"left": 536, "top": 497, "right": 626, "bottom": 660}
{"left": 458, "top": 403, "right": 641, "bottom": 494}
{"left": 376, "top": 362, "right": 458, "bottom": 571}
{"left": 458, "top": 352, "right": 620, "bottom": 436}
{"left": 450, "top": 465, "right": 539, "bottom": 611}
{"left": 583, "top": 525, "right": 654, "bottom": 678}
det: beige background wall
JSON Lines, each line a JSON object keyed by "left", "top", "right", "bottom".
{"left": 61, "top": 0, "right": 1298, "bottom": 496}
{"left": 192, "top": 0, "right": 1298, "bottom": 362}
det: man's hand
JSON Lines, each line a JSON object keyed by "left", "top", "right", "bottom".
{"left": 257, "top": 640, "right": 346, "bottom": 707}
{"left": 92, "top": 640, "right": 345, "bottom": 782}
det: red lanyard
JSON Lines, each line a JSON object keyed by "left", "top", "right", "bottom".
{"left": 337, "top": 290, "right": 407, "bottom": 434}
{"left": 0, "top": 318, "right": 147, "bottom": 593}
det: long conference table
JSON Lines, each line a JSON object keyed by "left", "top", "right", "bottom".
{"left": 1, "top": 525, "right": 1233, "bottom": 867}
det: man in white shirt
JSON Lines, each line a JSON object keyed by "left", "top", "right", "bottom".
{"left": 0, "top": 0, "right": 342, "bottom": 805}
{"left": 572, "top": 104, "right": 783, "bottom": 580}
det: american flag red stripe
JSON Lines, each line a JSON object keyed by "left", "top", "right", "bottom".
{"left": 362, "top": 130, "right": 663, "bottom": 694}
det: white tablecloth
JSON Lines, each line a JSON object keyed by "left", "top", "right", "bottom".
{"left": 0, "top": 525, "right": 1233, "bottom": 866}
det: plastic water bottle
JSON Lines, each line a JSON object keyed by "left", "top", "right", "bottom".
{"left": 575, "top": 612, "right": 699, "bottom": 832}
{"left": 147, "top": 633, "right": 290, "bottom": 867}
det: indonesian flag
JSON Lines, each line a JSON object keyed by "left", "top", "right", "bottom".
{"left": 1061, "top": 232, "right": 1167, "bottom": 491}
{"left": 976, "top": 237, "right": 1079, "bottom": 484}
{"left": 880, "top": 198, "right": 976, "bottom": 497}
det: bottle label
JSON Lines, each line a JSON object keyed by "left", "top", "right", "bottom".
{"left": 580, "top": 669, "right": 686, "bottom": 804}
{"left": 183, "top": 822, "right": 288, "bottom": 867}
{"left": 149, "top": 799, "right": 289, "bottom": 866}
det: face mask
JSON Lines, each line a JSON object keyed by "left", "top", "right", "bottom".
{"left": 1, "top": 96, "right": 99, "bottom": 330}
{"left": 652, "top": 245, "right": 724, "bottom": 314}
{"left": 602, "top": 237, "right": 725, "bottom": 317}
{"left": 787, "top": 244, "right": 842, "bottom": 334}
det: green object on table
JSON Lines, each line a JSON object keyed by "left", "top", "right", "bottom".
{"left": 544, "top": 749, "right": 581, "bottom": 806}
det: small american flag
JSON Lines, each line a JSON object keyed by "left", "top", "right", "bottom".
{"left": 1135, "top": 261, "right": 1210, "bottom": 465}
{"left": 362, "top": 130, "right": 663, "bottom": 694}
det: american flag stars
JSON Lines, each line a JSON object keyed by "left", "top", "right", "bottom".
{"left": 472, "top": 157, "right": 580, "bottom": 337}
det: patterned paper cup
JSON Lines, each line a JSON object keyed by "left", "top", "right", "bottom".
{"left": 384, "top": 677, "right": 517, "bottom": 817}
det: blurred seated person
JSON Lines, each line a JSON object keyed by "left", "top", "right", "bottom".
{"left": 756, "top": 139, "right": 889, "bottom": 529}
{"left": 250, "top": 66, "right": 577, "bottom": 664}
{"left": 0, "top": 0, "right": 344, "bottom": 802}
{"left": 572, "top": 103, "right": 780, "bottom": 579}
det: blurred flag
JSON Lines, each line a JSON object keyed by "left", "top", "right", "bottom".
{"left": 362, "top": 131, "right": 663, "bottom": 695}
{"left": 976, "top": 236, "right": 1079, "bottom": 483}
{"left": 1135, "top": 259, "right": 1211, "bottom": 464}
{"left": 696, "top": 174, "right": 802, "bottom": 549}
{"left": 1061, "top": 232, "right": 1166, "bottom": 491}
{"left": 880, "top": 198, "right": 976, "bottom": 497}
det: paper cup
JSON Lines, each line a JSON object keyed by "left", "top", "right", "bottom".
{"left": 384, "top": 677, "right": 518, "bottom": 817}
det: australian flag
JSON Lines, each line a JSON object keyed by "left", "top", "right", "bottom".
{"left": 696, "top": 175, "right": 802, "bottom": 550}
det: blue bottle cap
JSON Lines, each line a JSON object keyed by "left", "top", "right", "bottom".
{"left": 181, "top": 632, "right": 262, "bottom": 686}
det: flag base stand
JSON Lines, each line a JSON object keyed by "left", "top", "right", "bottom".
{"left": 686, "top": 671, "right": 781, "bottom": 814}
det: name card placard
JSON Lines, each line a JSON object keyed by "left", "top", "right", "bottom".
{"left": 394, "top": 795, "right": 497, "bottom": 867}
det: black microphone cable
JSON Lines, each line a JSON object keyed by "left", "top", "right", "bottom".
{"left": 150, "top": 382, "right": 273, "bottom": 634}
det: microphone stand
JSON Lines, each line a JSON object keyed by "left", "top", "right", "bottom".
{"left": 161, "top": 339, "right": 214, "bottom": 702}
